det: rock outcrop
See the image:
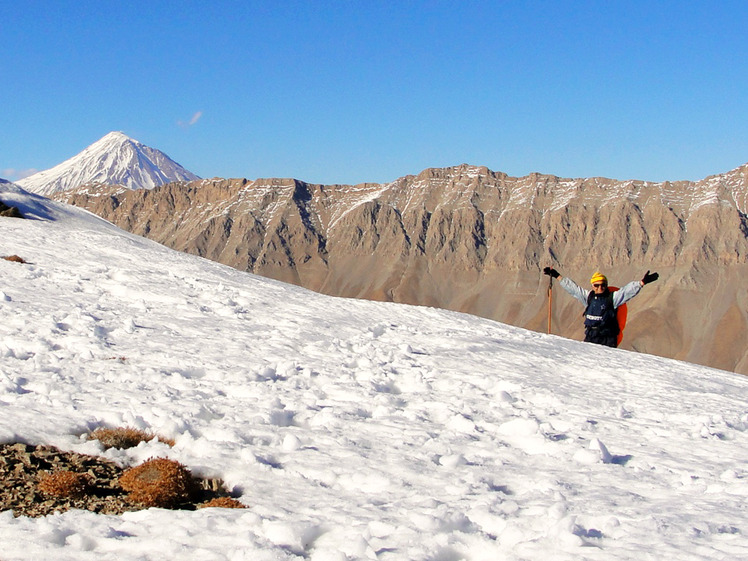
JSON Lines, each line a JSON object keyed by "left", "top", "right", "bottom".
{"left": 54, "top": 163, "right": 748, "bottom": 374}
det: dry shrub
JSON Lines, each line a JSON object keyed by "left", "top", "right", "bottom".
{"left": 119, "top": 458, "right": 196, "bottom": 508}
{"left": 89, "top": 427, "right": 152, "bottom": 449}
{"left": 2, "top": 255, "right": 27, "bottom": 263}
{"left": 89, "top": 426, "right": 174, "bottom": 449}
{"left": 157, "top": 435, "right": 176, "bottom": 447}
{"left": 198, "top": 496, "right": 246, "bottom": 509}
{"left": 38, "top": 471, "right": 91, "bottom": 499}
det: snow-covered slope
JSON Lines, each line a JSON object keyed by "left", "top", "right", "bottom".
{"left": 1, "top": 184, "right": 748, "bottom": 560}
{"left": 17, "top": 132, "right": 200, "bottom": 195}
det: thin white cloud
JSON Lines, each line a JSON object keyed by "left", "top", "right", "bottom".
{"left": 2, "top": 168, "right": 38, "bottom": 181}
{"left": 178, "top": 111, "right": 203, "bottom": 128}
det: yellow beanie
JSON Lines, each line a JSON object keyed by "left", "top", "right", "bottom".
{"left": 590, "top": 272, "right": 608, "bottom": 285}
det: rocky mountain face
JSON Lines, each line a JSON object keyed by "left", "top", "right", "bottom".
{"left": 54, "top": 164, "right": 748, "bottom": 374}
{"left": 18, "top": 132, "right": 199, "bottom": 195}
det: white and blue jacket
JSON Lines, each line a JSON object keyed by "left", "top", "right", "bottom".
{"left": 559, "top": 277, "right": 642, "bottom": 309}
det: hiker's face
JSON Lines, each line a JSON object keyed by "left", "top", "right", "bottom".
{"left": 592, "top": 282, "right": 607, "bottom": 294}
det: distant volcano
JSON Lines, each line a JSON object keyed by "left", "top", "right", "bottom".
{"left": 17, "top": 131, "right": 200, "bottom": 195}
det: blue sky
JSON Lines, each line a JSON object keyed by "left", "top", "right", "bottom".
{"left": 2, "top": 1, "right": 748, "bottom": 185}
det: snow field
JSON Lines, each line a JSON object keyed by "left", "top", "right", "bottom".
{"left": 1, "top": 185, "right": 748, "bottom": 559}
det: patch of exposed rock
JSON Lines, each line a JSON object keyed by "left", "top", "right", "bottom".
{"left": 0, "top": 443, "right": 233, "bottom": 518}
{"left": 54, "top": 164, "right": 748, "bottom": 374}
{"left": 0, "top": 200, "right": 24, "bottom": 218}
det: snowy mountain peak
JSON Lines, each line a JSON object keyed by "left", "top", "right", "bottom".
{"left": 92, "top": 130, "right": 133, "bottom": 147}
{"left": 103, "top": 130, "right": 128, "bottom": 140}
{"left": 17, "top": 132, "right": 200, "bottom": 195}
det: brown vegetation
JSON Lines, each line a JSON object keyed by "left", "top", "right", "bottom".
{"left": 0, "top": 443, "right": 239, "bottom": 518}
{"left": 88, "top": 426, "right": 175, "bottom": 449}
{"left": 38, "top": 470, "right": 91, "bottom": 499}
{"left": 2, "top": 255, "right": 27, "bottom": 263}
{"left": 198, "top": 496, "right": 247, "bottom": 509}
{"left": 119, "top": 457, "right": 197, "bottom": 508}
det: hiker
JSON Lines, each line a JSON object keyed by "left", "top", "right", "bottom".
{"left": 542, "top": 268, "right": 659, "bottom": 348}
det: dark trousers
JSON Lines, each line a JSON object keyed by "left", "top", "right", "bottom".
{"left": 584, "top": 328, "right": 618, "bottom": 348}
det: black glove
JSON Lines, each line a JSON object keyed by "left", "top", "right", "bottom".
{"left": 543, "top": 267, "right": 560, "bottom": 279}
{"left": 642, "top": 270, "right": 659, "bottom": 285}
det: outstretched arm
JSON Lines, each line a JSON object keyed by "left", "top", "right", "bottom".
{"left": 612, "top": 281, "right": 641, "bottom": 307}
{"left": 612, "top": 271, "right": 659, "bottom": 307}
{"left": 543, "top": 267, "right": 589, "bottom": 305}
{"left": 559, "top": 276, "right": 591, "bottom": 305}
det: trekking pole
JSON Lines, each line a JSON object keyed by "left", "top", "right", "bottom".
{"left": 547, "top": 274, "right": 553, "bottom": 334}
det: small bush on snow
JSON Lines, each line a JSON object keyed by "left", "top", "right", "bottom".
{"left": 198, "top": 497, "right": 247, "bottom": 509}
{"left": 119, "top": 457, "right": 196, "bottom": 508}
{"left": 88, "top": 426, "right": 175, "bottom": 449}
{"left": 38, "top": 471, "right": 91, "bottom": 499}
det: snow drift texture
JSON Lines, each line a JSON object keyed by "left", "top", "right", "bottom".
{"left": 2, "top": 182, "right": 748, "bottom": 560}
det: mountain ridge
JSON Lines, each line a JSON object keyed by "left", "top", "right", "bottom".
{"left": 53, "top": 161, "right": 748, "bottom": 375}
